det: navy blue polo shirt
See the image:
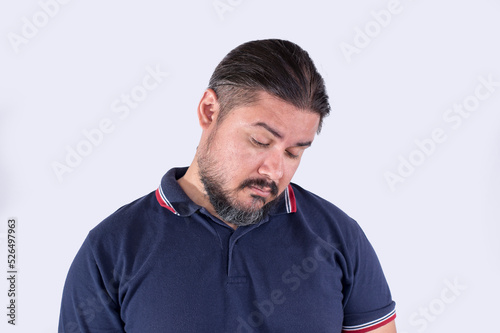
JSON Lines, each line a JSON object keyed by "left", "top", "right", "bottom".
{"left": 59, "top": 167, "right": 396, "bottom": 333}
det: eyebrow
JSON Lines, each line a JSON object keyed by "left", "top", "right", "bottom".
{"left": 253, "top": 122, "right": 313, "bottom": 148}
{"left": 254, "top": 122, "right": 282, "bottom": 138}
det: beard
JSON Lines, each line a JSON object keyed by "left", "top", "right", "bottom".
{"left": 197, "top": 136, "right": 281, "bottom": 226}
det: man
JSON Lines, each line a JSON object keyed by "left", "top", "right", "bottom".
{"left": 59, "top": 39, "right": 396, "bottom": 332}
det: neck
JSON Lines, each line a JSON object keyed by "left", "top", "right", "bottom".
{"left": 177, "top": 159, "right": 239, "bottom": 230}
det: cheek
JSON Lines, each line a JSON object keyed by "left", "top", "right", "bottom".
{"left": 279, "top": 161, "right": 300, "bottom": 188}
{"left": 227, "top": 138, "right": 262, "bottom": 165}
{"left": 216, "top": 140, "right": 260, "bottom": 177}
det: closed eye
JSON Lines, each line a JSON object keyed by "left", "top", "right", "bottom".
{"left": 252, "top": 137, "right": 301, "bottom": 159}
{"left": 286, "top": 151, "right": 300, "bottom": 159}
{"left": 251, "top": 138, "right": 269, "bottom": 147}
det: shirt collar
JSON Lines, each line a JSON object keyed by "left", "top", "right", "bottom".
{"left": 155, "top": 167, "right": 297, "bottom": 217}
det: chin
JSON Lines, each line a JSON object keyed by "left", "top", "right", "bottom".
{"left": 238, "top": 199, "right": 266, "bottom": 211}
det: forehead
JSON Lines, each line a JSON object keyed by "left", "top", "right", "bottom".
{"left": 221, "top": 92, "right": 320, "bottom": 138}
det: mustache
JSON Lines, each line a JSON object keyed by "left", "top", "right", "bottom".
{"left": 239, "top": 178, "right": 279, "bottom": 197}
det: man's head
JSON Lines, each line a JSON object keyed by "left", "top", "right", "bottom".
{"left": 192, "top": 39, "right": 330, "bottom": 227}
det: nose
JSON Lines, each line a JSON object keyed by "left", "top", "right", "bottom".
{"left": 258, "top": 149, "right": 284, "bottom": 182}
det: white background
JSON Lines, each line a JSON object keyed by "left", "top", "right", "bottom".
{"left": 1, "top": 0, "right": 499, "bottom": 332}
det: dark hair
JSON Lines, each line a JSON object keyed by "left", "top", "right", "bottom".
{"left": 208, "top": 39, "right": 330, "bottom": 132}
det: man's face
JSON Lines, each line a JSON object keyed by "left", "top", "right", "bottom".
{"left": 197, "top": 91, "right": 320, "bottom": 226}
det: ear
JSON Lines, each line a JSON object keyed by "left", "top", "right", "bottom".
{"left": 197, "top": 89, "right": 219, "bottom": 130}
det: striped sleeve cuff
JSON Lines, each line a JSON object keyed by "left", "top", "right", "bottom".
{"left": 342, "top": 309, "right": 396, "bottom": 333}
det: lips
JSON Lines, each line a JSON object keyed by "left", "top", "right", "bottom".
{"left": 249, "top": 186, "right": 272, "bottom": 197}
{"left": 240, "top": 178, "right": 279, "bottom": 198}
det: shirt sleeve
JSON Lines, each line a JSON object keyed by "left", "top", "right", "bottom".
{"left": 58, "top": 234, "right": 125, "bottom": 333}
{"left": 341, "top": 225, "right": 396, "bottom": 332}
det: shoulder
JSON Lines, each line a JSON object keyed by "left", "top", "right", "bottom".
{"left": 288, "top": 183, "right": 367, "bottom": 251}
{"left": 86, "top": 190, "right": 173, "bottom": 254}
{"left": 290, "top": 183, "right": 349, "bottom": 216}
{"left": 91, "top": 191, "right": 154, "bottom": 232}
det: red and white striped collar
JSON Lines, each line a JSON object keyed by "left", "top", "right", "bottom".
{"left": 155, "top": 183, "right": 179, "bottom": 215}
